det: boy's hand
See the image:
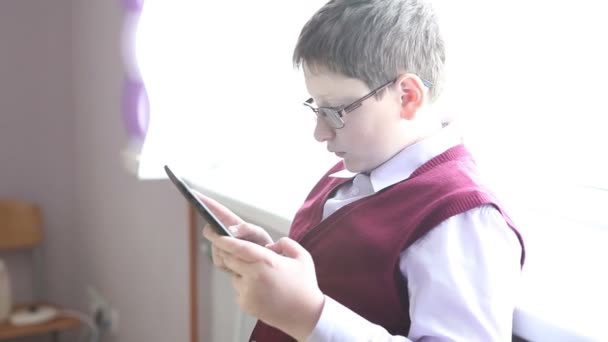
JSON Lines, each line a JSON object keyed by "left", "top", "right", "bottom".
{"left": 203, "top": 222, "right": 273, "bottom": 272}
{"left": 196, "top": 192, "right": 273, "bottom": 271}
{"left": 209, "top": 235, "right": 325, "bottom": 341}
{"left": 194, "top": 191, "right": 244, "bottom": 227}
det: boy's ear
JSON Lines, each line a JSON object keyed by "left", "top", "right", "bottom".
{"left": 395, "top": 74, "right": 426, "bottom": 120}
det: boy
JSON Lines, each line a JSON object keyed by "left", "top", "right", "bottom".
{"left": 202, "top": 0, "right": 525, "bottom": 341}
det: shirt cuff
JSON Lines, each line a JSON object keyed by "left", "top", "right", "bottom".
{"left": 306, "top": 295, "right": 411, "bottom": 342}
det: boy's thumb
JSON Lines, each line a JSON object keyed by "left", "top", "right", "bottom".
{"left": 266, "top": 237, "right": 305, "bottom": 259}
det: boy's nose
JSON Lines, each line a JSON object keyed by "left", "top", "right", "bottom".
{"left": 313, "top": 117, "right": 335, "bottom": 142}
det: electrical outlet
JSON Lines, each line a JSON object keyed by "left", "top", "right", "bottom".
{"left": 87, "top": 285, "right": 119, "bottom": 336}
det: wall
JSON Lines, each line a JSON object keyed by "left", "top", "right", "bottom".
{"left": 71, "top": 0, "right": 190, "bottom": 341}
{"left": 1, "top": 1, "right": 192, "bottom": 341}
{"left": 0, "top": 0, "right": 77, "bottom": 308}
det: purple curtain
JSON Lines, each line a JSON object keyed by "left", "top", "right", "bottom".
{"left": 121, "top": 0, "right": 149, "bottom": 144}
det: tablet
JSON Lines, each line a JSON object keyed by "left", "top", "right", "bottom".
{"left": 164, "top": 165, "right": 234, "bottom": 237}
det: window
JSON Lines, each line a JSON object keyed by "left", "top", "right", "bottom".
{"left": 134, "top": 0, "right": 336, "bottom": 181}
{"left": 133, "top": 0, "right": 607, "bottom": 221}
{"left": 433, "top": 0, "right": 608, "bottom": 225}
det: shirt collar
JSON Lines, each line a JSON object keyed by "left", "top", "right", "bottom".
{"left": 329, "top": 124, "right": 462, "bottom": 192}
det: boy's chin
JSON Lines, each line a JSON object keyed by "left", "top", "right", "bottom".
{"left": 342, "top": 158, "right": 371, "bottom": 174}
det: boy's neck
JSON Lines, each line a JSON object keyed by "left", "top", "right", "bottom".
{"left": 399, "top": 105, "right": 444, "bottom": 150}
{"left": 363, "top": 111, "right": 448, "bottom": 176}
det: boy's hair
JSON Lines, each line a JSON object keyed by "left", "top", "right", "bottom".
{"left": 293, "top": 0, "right": 445, "bottom": 102}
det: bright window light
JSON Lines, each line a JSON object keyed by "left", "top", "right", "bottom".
{"left": 135, "top": 0, "right": 336, "bottom": 181}
{"left": 135, "top": 0, "right": 607, "bottom": 226}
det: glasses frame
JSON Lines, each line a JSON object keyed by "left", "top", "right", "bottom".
{"left": 303, "top": 77, "right": 433, "bottom": 129}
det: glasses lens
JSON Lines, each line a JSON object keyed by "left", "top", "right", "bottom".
{"left": 318, "top": 108, "right": 344, "bottom": 129}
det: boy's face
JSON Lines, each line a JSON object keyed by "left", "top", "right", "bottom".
{"left": 303, "top": 64, "right": 414, "bottom": 173}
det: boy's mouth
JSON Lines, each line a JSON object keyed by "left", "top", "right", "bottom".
{"left": 335, "top": 152, "right": 346, "bottom": 157}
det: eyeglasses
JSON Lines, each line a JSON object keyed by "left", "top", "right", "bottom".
{"left": 303, "top": 77, "right": 433, "bottom": 129}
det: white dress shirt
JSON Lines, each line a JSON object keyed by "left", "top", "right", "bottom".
{"left": 307, "top": 127, "right": 523, "bottom": 342}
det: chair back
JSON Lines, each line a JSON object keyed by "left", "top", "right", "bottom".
{"left": 0, "top": 200, "right": 43, "bottom": 250}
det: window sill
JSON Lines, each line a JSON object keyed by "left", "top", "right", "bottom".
{"left": 186, "top": 165, "right": 607, "bottom": 342}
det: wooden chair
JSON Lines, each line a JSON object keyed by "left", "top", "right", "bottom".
{"left": 0, "top": 200, "right": 80, "bottom": 341}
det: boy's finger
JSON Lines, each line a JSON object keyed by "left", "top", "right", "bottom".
{"left": 194, "top": 191, "right": 244, "bottom": 227}
{"left": 203, "top": 225, "right": 230, "bottom": 248}
{"left": 214, "top": 236, "right": 276, "bottom": 264}
{"left": 202, "top": 224, "right": 218, "bottom": 240}
{"left": 222, "top": 252, "right": 251, "bottom": 276}
{"left": 267, "top": 237, "right": 307, "bottom": 260}
{"left": 231, "top": 223, "right": 272, "bottom": 245}
{"left": 231, "top": 273, "right": 246, "bottom": 293}
{"left": 212, "top": 247, "right": 226, "bottom": 268}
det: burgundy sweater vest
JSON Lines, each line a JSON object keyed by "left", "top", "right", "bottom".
{"left": 250, "top": 145, "right": 525, "bottom": 341}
